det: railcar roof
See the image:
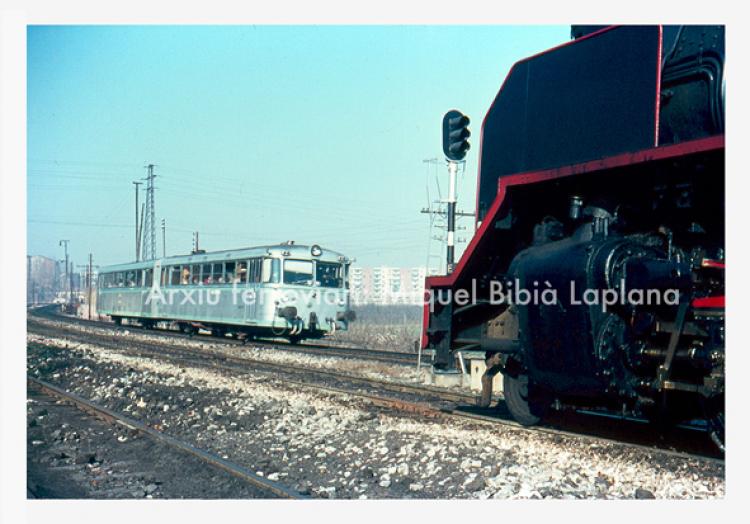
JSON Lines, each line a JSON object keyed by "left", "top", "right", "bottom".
{"left": 100, "top": 243, "right": 349, "bottom": 272}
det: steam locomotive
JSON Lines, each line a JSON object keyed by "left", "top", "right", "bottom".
{"left": 422, "top": 26, "right": 725, "bottom": 448}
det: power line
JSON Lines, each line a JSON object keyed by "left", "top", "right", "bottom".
{"left": 29, "top": 219, "right": 132, "bottom": 229}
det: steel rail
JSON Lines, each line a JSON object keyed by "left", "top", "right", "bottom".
{"left": 27, "top": 377, "right": 307, "bottom": 499}
{"left": 31, "top": 310, "right": 719, "bottom": 441}
{"left": 30, "top": 306, "right": 425, "bottom": 365}
{"left": 28, "top": 323, "right": 722, "bottom": 463}
{"left": 27, "top": 318, "right": 475, "bottom": 404}
{"left": 262, "top": 377, "right": 724, "bottom": 465}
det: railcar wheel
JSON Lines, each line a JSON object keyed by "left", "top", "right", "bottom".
{"left": 288, "top": 335, "right": 302, "bottom": 345}
{"left": 503, "top": 373, "right": 548, "bottom": 426}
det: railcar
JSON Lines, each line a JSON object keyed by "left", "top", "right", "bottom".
{"left": 98, "top": 242, "right": 356, "bottom": 343}
{"left": 423, "top": 26, "right": 725, "bottom": 447}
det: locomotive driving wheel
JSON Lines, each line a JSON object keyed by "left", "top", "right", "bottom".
{"left": 503, "top": 373, "right": 548, "bottom": 426}
{"left": 703, "top": 394, "right": 725, "bottom": 452}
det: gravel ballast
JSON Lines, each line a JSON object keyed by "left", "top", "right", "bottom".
{"left": 27, "top": 382, "right": 282, "bottom": 498}
{"left": 26, "top": 330, "right": 724, "bottom": 499}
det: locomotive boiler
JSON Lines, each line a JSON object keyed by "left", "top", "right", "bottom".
{"left": 422, "top": 26, "right": 725, "bottom": 447}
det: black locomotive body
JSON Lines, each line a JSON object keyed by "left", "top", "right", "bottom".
{"left": 422, "top": 26, "right": 725, "bottom": 446}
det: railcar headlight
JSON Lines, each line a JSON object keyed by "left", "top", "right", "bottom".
{"left": 311, "top": 244, "right": 322, "bottom": 257}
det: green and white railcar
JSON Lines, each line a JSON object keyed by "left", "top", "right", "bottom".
{"left": 97, "top": 242, "right": 355, "bottom": 342}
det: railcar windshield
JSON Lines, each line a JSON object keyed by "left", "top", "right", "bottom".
{"left": 262, "top": 258, "right": 280, "bottom": 283}
{"left": 283, "top": 259, "right": 313, "bottom": 285}
{"left": 316, "top": 261, "right": 343, "bottom": 288}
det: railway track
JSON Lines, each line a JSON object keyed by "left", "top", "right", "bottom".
{"left": 30, "top": 305, "right": 427, "bottom": 366}
{"left": 28, "top": 377, "right": 307, "bottom": 499}
{"left": 27, "top": 317, "right": 475, "bottom": 405}
{"left": 27, "top": 316, "right": 723, "bottom": 462}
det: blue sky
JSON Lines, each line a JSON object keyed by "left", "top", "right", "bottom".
{"left": 27, "top": 25, "right": 569, "bottom": 270}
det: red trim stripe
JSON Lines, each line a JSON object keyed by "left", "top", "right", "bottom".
{"left": 701, "top": 259, "right": 726, "bottom": 269}
{"left": 692, "top": 296, "right": 725, "bottom": 309}
{"left": 427, "top": 135, "right": 724, "bottom": 289}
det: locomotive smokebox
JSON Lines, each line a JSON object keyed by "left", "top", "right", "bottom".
{"left": 624, "top": 257, "right": 691, "bottom": 292}
{"left": 509, "top": 231, "right": 691, "bottom": 397}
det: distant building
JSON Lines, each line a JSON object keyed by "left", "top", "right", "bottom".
{"left": 27, "top": 255, "right": 60, "bottom": 304}
{"left": 349, "top": 266, "right": 438, "bottom": 305}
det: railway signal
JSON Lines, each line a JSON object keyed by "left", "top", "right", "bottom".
{"left": 442, "top": 110, "right": 471, "bottom": 161}
{"left": 440, "top": 110, "right": 472, "bottom": 273}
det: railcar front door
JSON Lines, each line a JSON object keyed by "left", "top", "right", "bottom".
{"left": 243, "top": 284, "right": 257, "bottom": 325}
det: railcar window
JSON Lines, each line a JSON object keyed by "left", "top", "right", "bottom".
{"left": 161, "top": 268, "right": 167, "bottom": 286}
{"left": 249, "top": 258, "right": 262, "bottom": 283}
{"left": 191, "top": 264, "right": 201, "bottom": 285}
{"left": 170, "top": 266, "right": 181, "bottom": 286}
{"left": 200, "top": 264, "right": 211, "bottom": 284}
{"left": 283, "top": 259, "right": 314, "bottom": 286}
{"left": 316, "top": 262, "right": 343, "bottom": 288}
{"left": 136, "top": 269, "right": 143, "bottom": 287}
{"left": 125, "top": 271, "right": 135, "bottom": 287}
{"left": 212, "top": 263, "right": 224, "bottom": 284}
{"left": 114, "top": 272, "right": 123, "bottom": 287}
{"left": 236, "top": 261, "right": 248, "bottom": 284}
{"left": 225, "top": 261, "right": 236, "bottom": 283}
{"left": 145, "top": 268, "right": 153, "bottom": 287}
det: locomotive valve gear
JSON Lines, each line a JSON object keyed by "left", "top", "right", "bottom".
{"left": 479, "top": 352, "right": 504, "bottom": 408}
